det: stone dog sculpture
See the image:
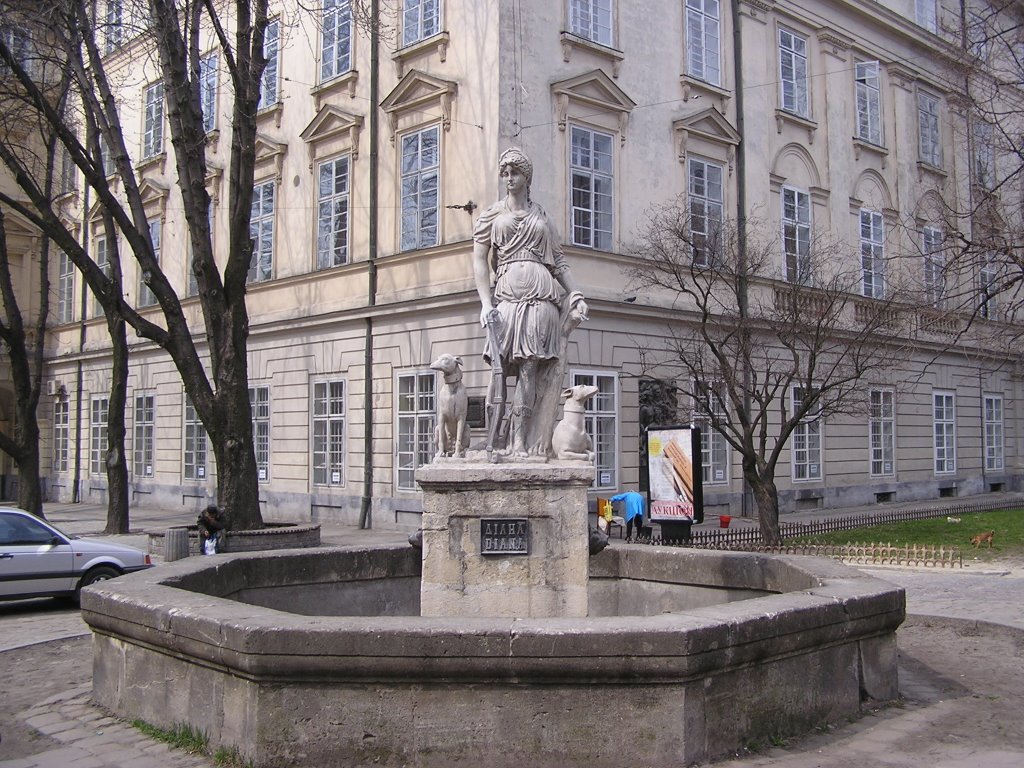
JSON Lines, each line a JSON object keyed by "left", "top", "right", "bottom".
{"left": 431, "top": 353, "right": 470, "bottom": 458}
{"left": 551, "top": 384, "right": 599, "bottom": 461}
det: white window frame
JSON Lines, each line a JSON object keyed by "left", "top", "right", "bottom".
{"left": 778, "top": 28, "right": 809, "bottom": 118}
{"left": 183, "top": 397, "right": 208, "bottom": 481}
{"left": 250, "top": 385, "right": 271, "bottom": 482}
{"left": 984, "top": 394, "right": 1004, "bottom": 472}
{"left": 200, "top": 52, "right": 218, "bottom": 133}
{"left": 57, "top": 250, "right": 75, "bottom": 324}
{"left": 59, "top": 146, "right": 77, "bottom": 196}
{"left": 90, "top": 396, "right": 109, "bottom": 476}
{"left": 685, "top": 0, "right": 720, "bottom": 86}
{"left": 569, "top": 0, "right": 613, "bottom": 47}
{"left": 321, "top": 0, "right": 353, "bottom": 81}
{"left": 922, "top": 225, "right": 944, "bottom": 307}
{"left": 399, "top": 125, "right": 440, "bottom": 251}
{"left": 860, "top": 209, "right": 885, "bottom": 299}
{"left": 134, "top": 392, "right": 155, "bottom": 478}
{"left": 249, "top": 180, "right": 275, "bottom": 283}
{"left": 918, "top": 91, "right": 941, "bottom": 167}
{"left": 791, "top": 386, "right": 822, "bottom": 482}
{"left": 782, "top": 186, "right": 810, "bottom": 284}
{"left": 142, "top": 80, "right": 164, "bottom": 160}
{"left": 695, "top": 381, "right": 729, "bottom": 486}
{"left": 916, "top": 0, "right": 937, "bottom": 33}
{"left": 402, "top": 0, "right": 441, "bottom": 47}
{"left": 93, "top": 235, "right": 110, "bottom": 318}
{"left": 317, "top": 155, "right": 350, "bottom": 269}
{"left": 103, "top": 0, "right": 124, "bottom": 54}
{"left": 979, "top": 255, "right": 999, "bottom": 320}
{"left": 933, "top": 390, "right": 956, "bottom": 474}
{"left": 570, "top": 125, "right": 614, "bottom": 250}
{"left": 312, "top": 380, "right": 346, "bottom": 487}
{"left": 53, "top": 399, "right": 70, "bottom": 473}
{"left": 259, "top": 19, "right": 280, "bottom": 109}
{"left": 571, "top": 369, "right": 618, "bottom": 490}
{"left": 869, "top": 388, "right": 895, "bottom": 477}
{"left": 688, "top": 157, "right": 724, "bottom": 267}
{"left": 855, "top": 60, "right": 882, "bottom": 145}
{"left": 396, "top": 371, "right": 436, "bottom": 491}
{"left": 138, "top": 218, "right": 160, "bottom": 307}
{"left": 973, "top": 120, "right": 994, "bottom": 190}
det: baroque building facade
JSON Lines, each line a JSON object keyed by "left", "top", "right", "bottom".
{"left": 3, "top": 0, "right": 1022, "bottom": 525}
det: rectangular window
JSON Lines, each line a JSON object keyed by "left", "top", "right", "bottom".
{"left": 696, "top": 382, "right": 729, "bottom": 485}
{"left": 312, "top": 380, "right": 346, "bottom": 486}
{"left": 90, "top": 397, "right": 109, "bottom": 475}
{"left": 570, "top": 125, "right": 614, "bottom": 250}
{"left": 249, "top": 180, "right": 275, "bottom": 283}
{"left": 688, "top": 158, "right": 723, "bottom": 267}
{"left": 98, "top": 134, "right": 112, "bottom": 177}
{"left": 250, "top": 386, "right": 270, "bottom": 482}
{"left": 139, "top": 218, "right": 160, "bottom": 307}
{"left": 779, "top": 28, "right": 809, "bottom": 117}
{"left": 571, "top": 370, "right": 618, "bottom": 490}
{"left": 686, "top": 0, "right": 720, "bottom": 86}
{"left": 570, "top": 0, "right": 613, "bottom": 47}
{"left": 259, "top": 19, "right": 279, "bottom": 108}
{"left": 134, "top": 393, "right": 155, "bottom": 477}
{"left": 860, "top": 209, "right": 885, "bottom": 298}
{"left": 184, "top": 398, "right": 208, "bottom": 481}
{"left": 103, "top": 0, "right": 124, "bottom": 53}
{"left": 974, "top": 121, "right": 994, "bottom": 189}
{"left": 93, "top": 236, "right": 110, "bottom": 318}
{"left": 918, "top": 91, "right": 941, "bottom": 167}
{"left": 791, "top": 386, "right": 821, "bottom": 481}
{"left": 317, "top": 155, "right": 350, "bottom": 269}
{"left": 782, "top": 186, "right": 810, "bottom": 284}
{"left": 984, "top": 394, "right": 1004, "bottom": 472}
{"left": 402, "top": 0, "right": 440, "bottom": 47}
{"left": 979, "top": 255, "right": 999, "bottom": 320}
{"left": 53, "top": 399, "right": 70, "bottom": 473}
{"left": 916, "top": 0, "right": 937, "bottom": 33}
{"left": 200, "top": 53, "right": 218, "bottom": 133}
{"left": 869, "top": 389, "right": 895, "bottom": 477}
{"left": 397, "top": 372, "right": 435, "bottom": 490}
{"left": 399, "top": 125, "right": 440, "bottom": 251}
{"left": 322, "top": 0, "right": 352, "bottom": 80}
{"left": 59, "top": 146, "right": 77, "bottom": 196}
{"left": 142, "top": 81, "right": 164, "bottom": 159}
{"left": 855, "top": 61, "right": 881, "bottom": 145}
{"left": 933, "top": 391, "right": 955, "bottom": 474}
{"left": 922, "top": 226, "right": 944, "bottom": 307}
{"left": 57, "top": 251, "right": 75, "bottom": 324}
{"left": 0, "top": 26, "right": 30, "bottom": 76}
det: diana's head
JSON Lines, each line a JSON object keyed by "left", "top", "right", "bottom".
{"left": 498, "top": 147, "right": 533, "bottom": 188}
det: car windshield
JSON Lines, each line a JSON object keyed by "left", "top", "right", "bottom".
{"left": 0, "top": 513, "right": 61, "bottom": 546}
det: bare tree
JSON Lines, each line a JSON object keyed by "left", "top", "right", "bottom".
{"left": 628, "top": 203, "right": 914, "bottom": 543}
{"left": 0, "top": 0, "right": 276, "bottom": 529}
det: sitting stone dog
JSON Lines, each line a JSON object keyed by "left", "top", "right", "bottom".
{"left": 551, "top": 384, "right": 600, "bottom": 461}
{"left": 431, "top": 353, "right": 470, "bottom": 458}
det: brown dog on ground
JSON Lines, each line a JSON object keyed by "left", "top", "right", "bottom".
{"left": 970, "top": 530, "right": 995, "bottom": 548}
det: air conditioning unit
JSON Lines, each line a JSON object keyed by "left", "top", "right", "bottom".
{"left": 46, "top": 380, "right": 58, "bottom": 396}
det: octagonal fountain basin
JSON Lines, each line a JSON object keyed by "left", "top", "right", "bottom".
{"left": 81, "top": 544, "right": 904, "bottom": 768}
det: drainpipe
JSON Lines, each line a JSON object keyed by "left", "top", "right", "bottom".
{"left": 731, "top": 0, "right": 752, "bottom": 518}
{"left": 358, "top": 0, "right": 380, "bottom": 529}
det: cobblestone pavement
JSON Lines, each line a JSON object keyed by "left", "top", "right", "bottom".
{"left": 0, "top": 500, "right": 1021, "bottom": 767}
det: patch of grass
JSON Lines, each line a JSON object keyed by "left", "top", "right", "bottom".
{"left": 791, "top": 508, "right": 1024, "bottom": 562}
{"left": 214, "top": 745, "right": 254, "bottom": 768}
{"left": 131, "top": 720, "right": 208, "bottom": 754}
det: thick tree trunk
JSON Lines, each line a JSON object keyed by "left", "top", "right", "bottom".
{"left": 746, "top": 471, "right": 781, "bottom": 545}
{"left": 210, "top": 377, "right": 262, "bottom": 531}
{"left": 16, "top": 436, "right": 43, "bottom": 518}
{"left": 103, "top": 320, "right": 130, "bottom": 534}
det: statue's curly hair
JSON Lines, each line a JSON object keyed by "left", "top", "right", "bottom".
{"left": 498, "top": 147, "right": 533, "bottom": 186}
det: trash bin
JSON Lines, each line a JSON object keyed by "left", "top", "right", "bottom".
{"left": 719, "top": 515, "right": 732, "bottom": 529}
{"left": 164, "top": 527, "right": 190, "bottom": 561}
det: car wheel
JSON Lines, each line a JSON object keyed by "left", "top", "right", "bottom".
{"left": 75, "top": 565, "right": 122, "bottom": 602}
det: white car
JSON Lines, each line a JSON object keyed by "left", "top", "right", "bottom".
{"left": 0, "top": 507, "right": 153, "bottom": 602}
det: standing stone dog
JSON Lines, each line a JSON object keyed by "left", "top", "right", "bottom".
{"left": 551, "top": 384, "right": 599, "bottom": 461}
{"left": 431, "top": 353, "right": 470, "bottom": 458}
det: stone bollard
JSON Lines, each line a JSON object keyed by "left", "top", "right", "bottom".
{"left": 164, "top": 527, "right": 190, "bottom": 562}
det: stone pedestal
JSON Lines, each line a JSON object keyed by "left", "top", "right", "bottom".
{"left": 416, "top": 460, "right": 593, "bottom": 618}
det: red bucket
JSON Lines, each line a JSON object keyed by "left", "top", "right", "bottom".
{"left": 719, "top": 515, "right": 732, "bottom": 529}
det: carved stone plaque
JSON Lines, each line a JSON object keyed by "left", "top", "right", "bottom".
{"left": 480, "top": 518, "right": 530, "bottom": 555}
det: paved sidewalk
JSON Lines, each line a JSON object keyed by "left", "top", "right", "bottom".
{"left": 0, "top": 496, "right": 1021, "bottom": 767}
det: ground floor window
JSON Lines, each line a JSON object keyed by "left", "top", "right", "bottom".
{"left": 397, "top": 371, "right": 436, "bottom": 490}
{"left": 134, "top": 393, "right": 155, "bottom": 477}
{"left": 933, "top": 391, "right": 956, "bottom": 474}
{"left": 90, "top": 397, "right": 108, "bottom": 475}
{"left": 869, "top": 388, "right": 895, "bottom": 477}
{"left": 791, "top": 386, "right": 822, "bottom": 481}
{"left": 184, "top": 397, "right": 208, "bottom": 481}
{"left": 984, "top": 394, "right": 1003, "bottom": 472}
{"left": 53, "top": 399, "right": 70, "bottom": 472}
{"left": 250, "top": 386, "right": 271, "bottom": 482}
{"left": 570, "top": 370, "right": 618, "bottom": 490}
{"left": 313, "top": 380, "right": 346, "bottom": 486}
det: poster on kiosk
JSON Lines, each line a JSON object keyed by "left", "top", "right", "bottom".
{"left": 644, "top": 425, "right": 704, "bottom": 539}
